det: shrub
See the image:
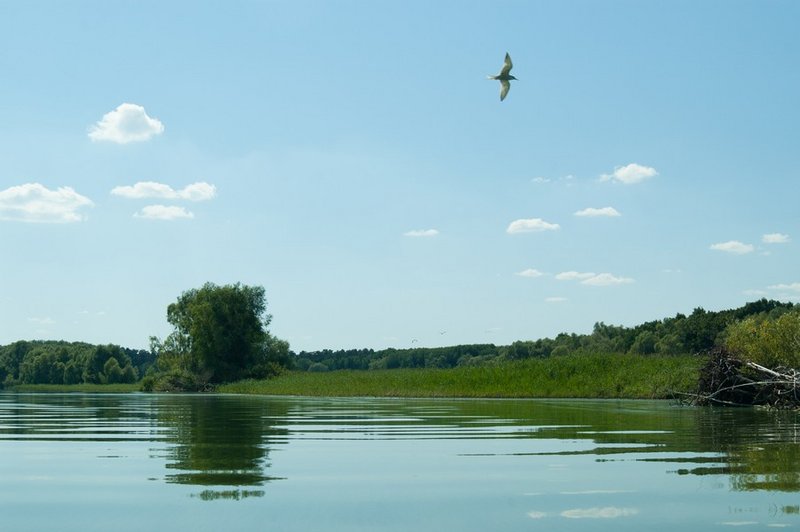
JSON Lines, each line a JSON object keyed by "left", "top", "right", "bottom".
{"left": 724, "top": 310, "right": 800, "bottom": 368}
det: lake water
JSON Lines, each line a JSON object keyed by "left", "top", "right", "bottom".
{"left": 1, "top": 393, "right": 799, "bottom": 531}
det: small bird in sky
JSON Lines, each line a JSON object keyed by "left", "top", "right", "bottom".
{"left": 488, "top": 52, "right": 516, "bottom": 101}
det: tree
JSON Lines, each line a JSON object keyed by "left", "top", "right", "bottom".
{"left": 155, "top": 282, "right": 289, "bottom": 384}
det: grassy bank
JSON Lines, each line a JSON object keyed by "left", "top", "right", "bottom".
{"left": 220, "top": 353, "right": 703, "bottom": 399}
{"left": 7, "top": 383, "right": 141, "bottom": 393}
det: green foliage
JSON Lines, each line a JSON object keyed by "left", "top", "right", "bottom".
{"left": 291, "top": 299, "right": 795, "bottom": 371}
{"left": 0, "top": 340, "right": 145, "bottom": 387}
{"left": 150, "top": 282, "right": 290, "bottom": 387}
{"left": 724, "top": 309, "right": 800, "bottom": 368}
{"left": 141, "top": 368, "right": 211, "bottom": 392}
{"left": 220, "top": 353, "right": 703, "bottom": 399}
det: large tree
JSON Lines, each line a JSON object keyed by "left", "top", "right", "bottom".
{"left": 156, "top": 282, "right": 289, "bottom": 383}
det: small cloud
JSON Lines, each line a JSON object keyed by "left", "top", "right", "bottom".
{"left": 581, "top": 273, "right": 635, "bottom": 286}
{"left": 404, "top": 229, "right": 439, "bottom": 237}
{"left": 516, "top": 268, "right": 545, "bottom": 278}
{"left": 527, "top": 511, "right": 547, "bottom": 519}
{"left": 0, "top": 183, "right": 93, "bottom": 223}
{"left": 762, "top": 233, "right": 790, "bottom": 244}
{"left": 574, "top": 207, "right": 621, "bottom": 217}
{"left": 600, "top": 163, "right": 657, "bottom": 185}
{"left": 768, "top": 282, "right": 800, "bottom": 292}
{"left": 111, "top": 181, "right": 216, "bottom": 201}
{"left": 556, "top": 271, "right": 596, "bottom": 281}
{"left": 507, "top": 218, "right": 560, "bottom": 234}
{"left": 134, "top": 205, "right": 194, "bottom": 220}
{"left": 662, "top": 268, "right": 683, "bottom": 274}
{"left": 561, "top": 507, "right": 638, "bottom": 519}
{"left": 710, "top": 241, "right": 755, "bottom": 255}
{"left": 28, "top": 317, "right": 55, "bottom": 325}
{"left": 545, "top": 296, "right": 568, "bottom": 303}
{"left": 532, "top": 177, "right": 551, "bottom": 183}
{"left": 743, "top": 289, "right": 768, "bottom": 297}
{"left": 88, "top": 103, "right": 164, "bottom": 144}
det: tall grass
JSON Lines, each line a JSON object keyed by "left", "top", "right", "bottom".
{"left": 220, "top": 353, "right": 702, "bottom": 399}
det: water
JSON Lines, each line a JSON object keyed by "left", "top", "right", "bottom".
{"left": 1, "top": 393, "right": 799, "bottom": 531}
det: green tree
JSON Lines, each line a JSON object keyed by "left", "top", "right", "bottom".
{"left": 103, "top": 357, "right": 124, "bottom": 384}
{"left": 155, "top": 282, "right": 289, "bottom": 384}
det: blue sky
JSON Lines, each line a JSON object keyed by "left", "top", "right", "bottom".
{"left": 1, "top": 1, "right": 798, "bottom": 352}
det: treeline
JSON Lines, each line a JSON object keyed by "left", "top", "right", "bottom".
{"left": 2, "top": 298, "right": 795, "bottom": 387}
{"left": 0, "top": 340, "right": 156, "bottom": 387}
{"left": 293, "top": 299, "right": 796, "bottom": 371}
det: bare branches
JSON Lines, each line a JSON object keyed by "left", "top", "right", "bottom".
{"left": 685, "top": 347, "right": 800, "bottom": 409}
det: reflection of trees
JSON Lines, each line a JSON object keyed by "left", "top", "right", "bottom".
{"left": 439, "top": 399, "right": 800, "bottom": 494}
{"left": 679, "top": 408, "right": 800, "bottom": 492}
{"left": 159, "top": 395, "right": 288, "bottom": 499}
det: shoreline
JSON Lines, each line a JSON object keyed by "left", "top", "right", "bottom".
{"left": 5, "top": 353, "right": 703, "bottom": 400}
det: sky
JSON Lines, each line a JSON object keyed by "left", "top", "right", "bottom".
{"left": 1, "top": 0, "right": 798, "bottom": 352}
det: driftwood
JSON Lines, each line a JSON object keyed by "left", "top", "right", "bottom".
{"left": 683, "top": 347, "right": 800, "bottom": 409}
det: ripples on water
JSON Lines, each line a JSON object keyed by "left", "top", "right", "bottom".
{"left": 1, "top": 393, "right": 799, "bottom": 531}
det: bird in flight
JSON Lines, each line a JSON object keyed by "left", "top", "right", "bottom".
{"left": 488, "top": 52, "right": 516, "bottom": 101}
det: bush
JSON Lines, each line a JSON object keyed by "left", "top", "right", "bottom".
{"left": 724, "top": 310, "right": 800, "bottom": 368}
{"left": 141, "top": 369, "right": 212, "bottom": 392}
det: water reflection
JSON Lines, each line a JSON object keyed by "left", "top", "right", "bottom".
{"left": 433, "top": 399, "right": 800, "bottom": 493}
{"left": 0, "top": 393, "right": 287, "bottom": 500}
{"left": 1, "top": 393, "right": 799, "bottom": 509}
{"left": 158, "top": 395, "right": 287, "bottom": 493}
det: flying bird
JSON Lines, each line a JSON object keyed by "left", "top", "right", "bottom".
{"left": 488, "top": 52, "right": 516, "bottom": 101}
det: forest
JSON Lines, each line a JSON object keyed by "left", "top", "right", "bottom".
{"left": 0, "top": 340, "right": 154, "bottom": 387}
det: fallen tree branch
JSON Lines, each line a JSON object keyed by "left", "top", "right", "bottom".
{"left": 683, "top": 347, "right": 800, "bottom": 409}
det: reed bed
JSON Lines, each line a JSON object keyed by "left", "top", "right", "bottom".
{"left": 220, "top": 353, "right": 702, "bottom": 399}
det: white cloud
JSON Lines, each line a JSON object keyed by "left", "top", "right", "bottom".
{"left": 600, "top": 163, "right": 658, "bottom": 184}
{"left": 762, "top": 233, "right": 790, "bottom": 244}
{"left": 768, "top": 282, "right": 800, "bottom": 292}
{"left": 574, "top": 207, "right": 621, "bottom": 217}
{"left": 743, "top": 289, "right": 768, "bottom": 297}
{"left": 88, "top": 103, "right": 164, "bottom": 144}
{"left": 581, "top": 273, "right": 635, "bottom": 286}
{"left": 531, "top": 177, "right": 551, "bottom": 183}
{"left": 556, "top": 271, "right": 596, "bottom": 281}
{"left": 561, "top": 507, "right": 638, "bottom": 519}
{"left": 545, "top": 296, "right": 568, "bottom": 303}
{"left": 404, "top": 229, "right": 439, "bottom": 237}
{"left": 515, "top": 268, "right": 545, "bottom": 278}
{"left": 0, "top": 183, "right": 93, "bottom": 223}
{"left": 507, "top": 218, "right": 560, "bottom": 234}
{"left": 555, "top": 271, "right": 633, "bottom": 286}
{"left": 710, "top": 241, "right": 755, "bottom": 255}
{"left": 111, "top": 181, "right": 217, "bottom": 201}
{"left": 28, "top": 317, "right": 55, "bottom": 325}
{"left": 527, "top": 511, "right": 547, "bottom": 519}
{"left": 134, "top": 205, "right": 194, "bottom": 220}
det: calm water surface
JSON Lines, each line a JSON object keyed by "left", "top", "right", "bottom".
{"left": 1, "top": 393, "right": 799, "bottom": 531}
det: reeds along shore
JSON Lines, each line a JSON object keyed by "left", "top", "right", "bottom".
{"left": 219, "top": 353, "right": 703, "bottom": 399}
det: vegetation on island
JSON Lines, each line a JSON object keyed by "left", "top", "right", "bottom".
{"left": 1, "top": 288, "right": 797, "bottom": 403}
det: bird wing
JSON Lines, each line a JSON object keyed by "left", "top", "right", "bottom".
{"left": 500, "top": 52, "right": 513, "bottom": 76}
{"left": 499, "top": 80, "right": 510, "bottom": 101}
